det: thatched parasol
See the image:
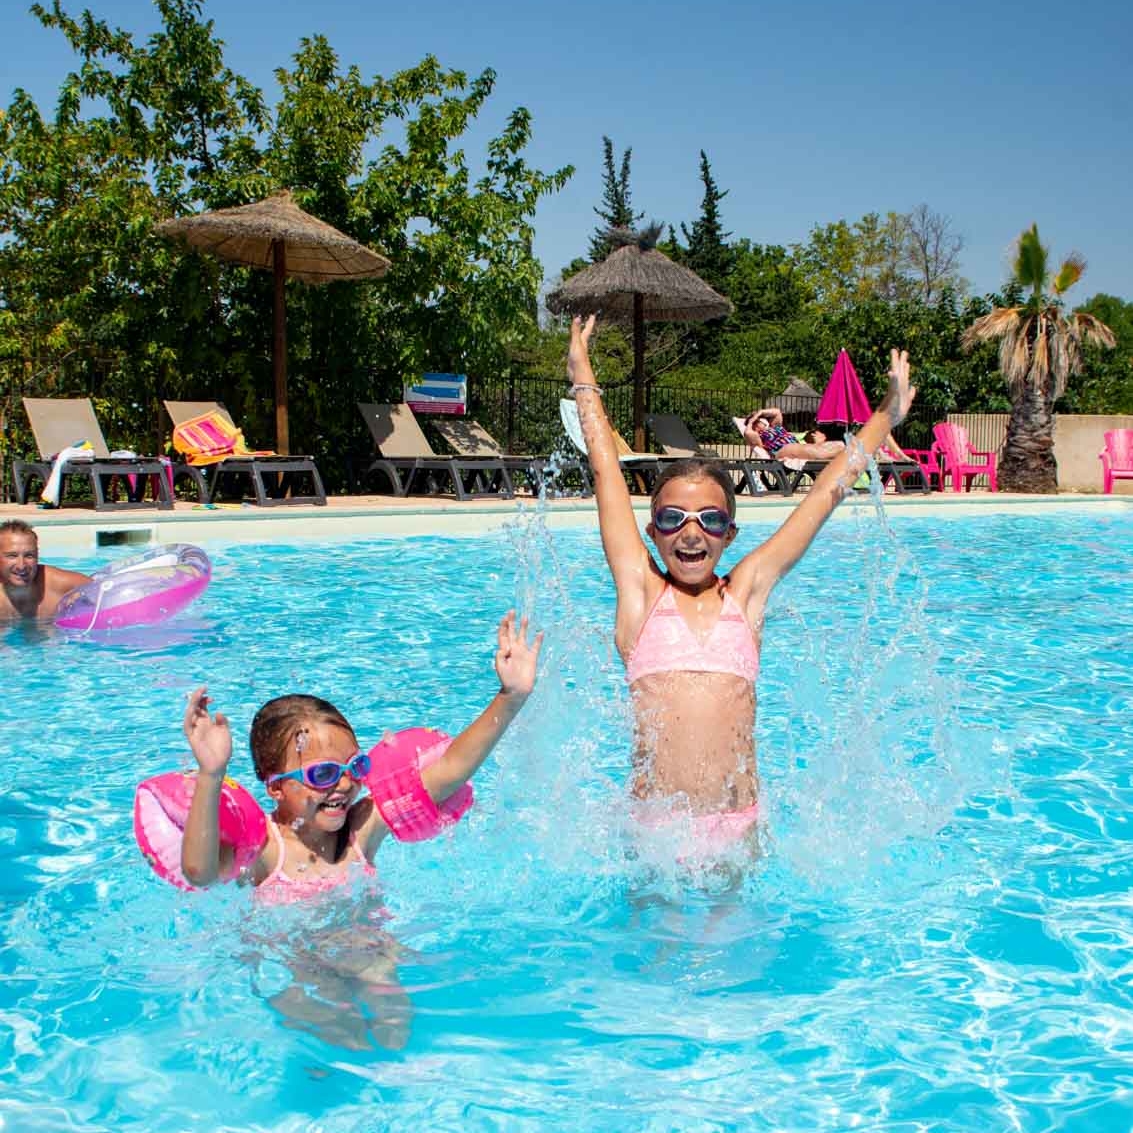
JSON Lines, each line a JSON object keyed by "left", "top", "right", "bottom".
{"left": 772, "top": 376, "right": 821, "bottom": 408}
{"left": 545, "top": 227, "right": 732, "bottom": 450}
{"left": 769, "top": 376, "right": 822, "bottom": 425}
{"left": 157, "top": 190, "right": 390, "bottom": 453}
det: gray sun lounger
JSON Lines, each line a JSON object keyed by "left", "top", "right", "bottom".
{"left": 165, "top": 401, "right": 326, "bottom": 507}
{"left": 12, "top": 397, "right": 202, "bottom": 510}
{"left": 358, "top": 403, "right": 515, "bottom": 500}
{"left": 781, "top": 455, "right": 932, "bottom": 495}
{"left": 646, "top": 412, "right": 791, "bottom": 496}
{"left": 431, "top": 416, "right": 549, "bottom": 493}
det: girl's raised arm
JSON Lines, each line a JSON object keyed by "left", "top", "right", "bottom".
{"left": 568, "top": 316, "right": 652, "bottom": 600}
{"left": 732, "top": 349, "right": 916, "bottom": 605}
{"left": 180, "top": 686, "right": 238, "bottom": 887}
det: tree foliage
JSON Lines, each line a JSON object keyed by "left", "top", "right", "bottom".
{"left": 679, "top": 151, "right": 732, "bottom": 292}
{"left": 0, "top": 0, "right": 570, "bottom": 492}
{"left": 587, "top": 135, "right": 641, "bottom": 263}
{"left": 1064, "top": 294, "right": 1133, "bottom": 414}
{"left": 793, "top": 207, "right": 965, "bottom": 311}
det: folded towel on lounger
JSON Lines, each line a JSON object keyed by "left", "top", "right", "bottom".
{"left": 172, "top": 411, "right": 275, "bottom": 466}
{"left": 40, "top": 442, "right": 94, "bottom": 506}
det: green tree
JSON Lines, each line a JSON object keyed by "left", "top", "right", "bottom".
{"left": 791, "top": 216, "right": 881, "bottom": 309}
{"left": 793, "top": 208, "right": 965, "bottom": 312}
{"left": 1062, "top": 294, "right": 1133, "bottom": 414}
{"left": 1, "top": 0, "right": 571, "bottom": 491}
{"left": 680, "top": 151, "right": 732, "bottom": 292}
{"left": 587, "top": 136, "right": 641, "bottom": 262}
{"left": 726, "top": 241, "right": 812, "bottom": 328}
{"left": 0, "top": 0, "right": 269, "bottom": 486}
{"left": 962, "top": 225, "right": 1115, "bottom": 492}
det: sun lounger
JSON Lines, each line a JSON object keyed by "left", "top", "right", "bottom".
{"left": 165, "top": 401, "right": 326, "bottom": 506}
{"left": 559, "top": 399, "right": 670, "bottom": 494}
{"left": 12, "top": 397, "right": 202, "bottom": 510}
{"left": 731, "top": 416, "right": 929, "bottom": 495}
{"left": 430, "top": 417, "right": 557, "bottom": 495}
{"left": 781, "top": 457, "right": 931, "bottom": 495}
{"left": 358, "top": 403, "right": 515, "bottom": 500}
{"left": 648, "top": 412, "right": 790, "bottom": 496}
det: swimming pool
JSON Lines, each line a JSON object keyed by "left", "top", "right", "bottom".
{"left": 2, "top": 505, "right": 1132, "bottom": 1131}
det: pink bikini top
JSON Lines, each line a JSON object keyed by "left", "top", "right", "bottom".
{"left": 256, "top": 819, "right": 376, "bottom": 904}
{"left": 625, "top": 583, "right": 759, "bottom": 684}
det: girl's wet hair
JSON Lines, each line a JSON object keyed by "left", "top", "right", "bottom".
{"left": 649, "top": 458, "right": 737, "bottom": 517}
{"left": 249, "top": 694, "right": 357, "bottom": 781}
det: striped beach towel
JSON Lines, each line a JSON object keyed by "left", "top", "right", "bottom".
{"left": 172, "top": 411, "right": 274, "bottom": 467}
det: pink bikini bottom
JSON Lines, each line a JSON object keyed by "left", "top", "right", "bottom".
{"left": 633, "top": 800, "right": 760, "bottom": 861}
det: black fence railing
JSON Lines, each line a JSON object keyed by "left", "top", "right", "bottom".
{"left": 465, "top": 375, "right": 941, "bottom": 457}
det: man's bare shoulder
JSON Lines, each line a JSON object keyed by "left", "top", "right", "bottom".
{"left": 44, "top": 564, "right": 92, "bottom": 594}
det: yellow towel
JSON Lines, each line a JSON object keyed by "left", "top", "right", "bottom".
{"left": 172, "top": 411, "right": 275, "bottom": 467}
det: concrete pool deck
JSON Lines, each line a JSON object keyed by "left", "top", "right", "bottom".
{"left": 2, "top": 489, "right": 1130, "bottom": 554}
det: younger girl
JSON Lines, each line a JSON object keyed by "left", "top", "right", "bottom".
{"left": 569, "top": 316, "right": 914, "bottom": 847}
{"left": 179, "top": 611, "right": 542, "bottom": 894}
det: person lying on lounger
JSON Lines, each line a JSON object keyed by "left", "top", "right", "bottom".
{"left": 743, "top": 409, "right": 845, "bottom": 461}
{"left": 745, "top": 413, "right": 911, "bottom": 464}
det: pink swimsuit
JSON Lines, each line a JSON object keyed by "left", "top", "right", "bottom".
{"left": 626, "top": 583, "right": 762, "bottom": 850}
{"left": 625, "top": 584, "right": 759, "bottom": 684}
{"left": 256, "top": 820, "right": 375, "bottom": 904}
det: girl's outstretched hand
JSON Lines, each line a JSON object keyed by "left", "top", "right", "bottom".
{"left": 881, "top": 348, "right": 917, "bottom": 427}
{"left": 495, "top": 611, "right": 543, "bottom": 699}
{"left": 567, "top": 314, "right": 598, "bottom": 386}
{"left": 183, "top": 686, "right": 232, "bottom": 776}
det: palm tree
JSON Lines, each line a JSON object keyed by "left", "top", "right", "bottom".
{"left": 962, "top": 225, "right": 1115, "bottom": 493}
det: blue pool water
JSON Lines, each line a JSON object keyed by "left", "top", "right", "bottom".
{"left": 2, "top": 505, "right": 1132, "bottom": 1131}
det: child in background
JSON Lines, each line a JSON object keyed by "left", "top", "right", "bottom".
{"left": 179, "top": 611, "right": 542, "bottom": 894}
{"left": 568, "top": 315, "right": 915, "bottom": 851}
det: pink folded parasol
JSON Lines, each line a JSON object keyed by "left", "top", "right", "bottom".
{"left": 816, "top": 349, "right": 872, "bottom": 426}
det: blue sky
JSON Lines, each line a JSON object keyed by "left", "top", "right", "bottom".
{"left": 5, "top": 0, "right": 1131, "bottom": 303}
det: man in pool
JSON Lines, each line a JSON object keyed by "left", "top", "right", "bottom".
{"left": 0, "top": 520, "right": 91, "bottom": 622}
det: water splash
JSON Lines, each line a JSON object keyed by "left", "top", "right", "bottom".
{"left": 764, "top": 461, "right": 1008, "bottom": 888}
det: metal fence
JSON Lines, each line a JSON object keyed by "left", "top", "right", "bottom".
{"left": 466, "top": 375, "right": 943, "bottom": 457}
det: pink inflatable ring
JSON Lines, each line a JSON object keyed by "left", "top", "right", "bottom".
{"left": 135, "top": 771, "right": 268, "bottom": 890}
{"left": 55, "top": 543, "right": 211, "bottom": 631}
{"left": 363, "top": 727, "right": 474, "bottom": 842}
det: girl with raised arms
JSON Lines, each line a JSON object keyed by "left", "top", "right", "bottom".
{"left": 567, "top": 315, "right": 914, "bottom": 851}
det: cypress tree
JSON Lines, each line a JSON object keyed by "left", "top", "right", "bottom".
{"left": 588, "top": 136, "right": 643, "bottom": 261}
{"left": 680, "top": 150, "right": 732, "bottom": 292}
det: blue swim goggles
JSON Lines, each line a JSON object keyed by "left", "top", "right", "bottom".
{"left": 268, "top": 751, "right": 372, "bottom": 791}
{"left": 652, "top": 506, "right": 734, "bottom": 537}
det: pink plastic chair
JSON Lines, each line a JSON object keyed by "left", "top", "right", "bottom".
{"left": 1100, "top": 429, "right": 1133, "bottom": 494}
{"left": 901, "top": 448, "right": 943, "bottom": 490}
{"left": 931, "top": 423, "right": 998, "bottom": 492}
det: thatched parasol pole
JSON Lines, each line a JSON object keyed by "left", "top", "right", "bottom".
{"left": 272, "top": 239, "right": 289, "bottom": 454}
{"left": 632, "top": 293, "right": 646, "bottom": 450}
